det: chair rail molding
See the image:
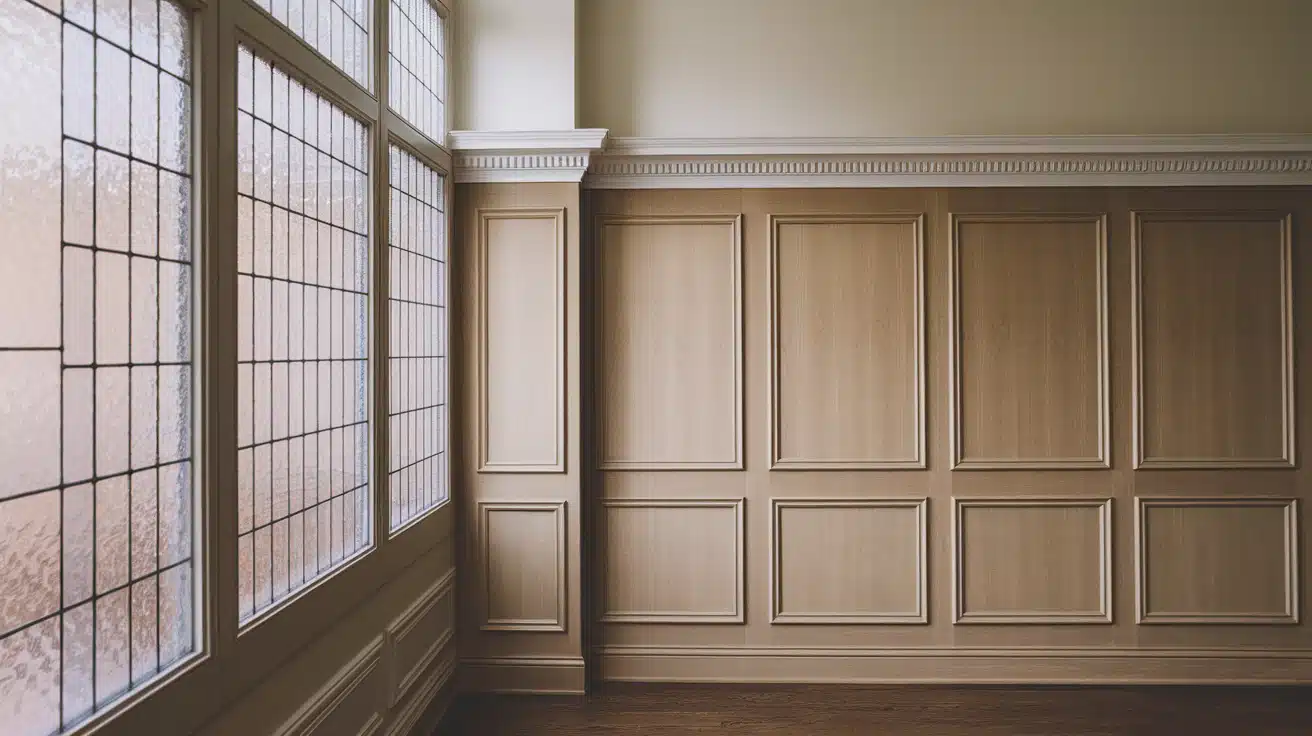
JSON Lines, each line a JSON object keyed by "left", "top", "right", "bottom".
{"left": 451, "top": 129, "right": 610, "bottom": 183}
{"left": 584, "top": 135, "right": 1312, "bottom": 189}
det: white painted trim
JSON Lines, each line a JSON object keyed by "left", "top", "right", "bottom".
{"left": 451, "top": 129, "right": 609, "bottom": 183}
{"left": 586, "top": 135, "right": 1312, "bottom": 189}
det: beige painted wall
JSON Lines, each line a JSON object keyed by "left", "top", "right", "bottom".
{"left": 454, "top": 0, "right": 577, "bottom": 131}
{"left": 579, "top": 0, "right": 1312, "bottom": 137}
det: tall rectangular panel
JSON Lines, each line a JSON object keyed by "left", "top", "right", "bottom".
{"left": 770, "top": 499, "right": 927, "bottom": 624}
{"left": 953, "top": 498, "right": 1112, "bottom": 624}
{"left": 1132, "top": 212, "right": 1294, "bottom": 468}
{"left": 478, "top": 502, "right": 567, "bottom": 632}
{"left": 1137, "top": 498, "right": 1299, "bottom": 624}
{"left": 601, "top": 499, "right": 744, "bottom": 623}
{"left": 476, "top": 208, "right": 565, "bottom": 472}
{"left": 769, "top": 215, "right": 924, "bottom": 469}
{"left": 597, "top": 215, "right": 743, "bottom": 469}
{"left": 950, "top": 214, "right": 1109, "bottom": 469}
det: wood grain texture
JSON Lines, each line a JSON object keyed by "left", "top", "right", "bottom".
{"left": 437, "top": 684, "right": 1312, "bottom": 736}
{"left": 476, "top": 208, "right": 566, "bottom": 472}
{"left": 950, "top": 214, "right": 1109, "bottom": 468}
{"left": 953, "top": 498, "right": 1112, "bottom": 624}
{"left": 769, "top": 215, "right": 925, "bottom": 469}
{"left": 1137, "top": 498, "right": 1300, "bottom": 624}
{"left": 596, "top": 215, "right": 744, "bottom": 469}
{"left": 770, "top": 499, "right": 927, "bottom": 624}
{"left": 601, "top": 499, "right": 745, "bottom": 623}
{"left": 478, "top": 501, "right": 567, "bottom": 632}
{"left": 1132, "top": 211, "right": 1295, "bottom": 468}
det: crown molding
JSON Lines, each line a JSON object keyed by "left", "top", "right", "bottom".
{"left": 585, "top": 135, "right": 1312, "bottom": 189}
{"left": 450, "top": 129, "right": 609, "bottom": 183}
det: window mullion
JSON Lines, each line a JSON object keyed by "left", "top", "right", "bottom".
{"left": 373, "top": 0, "right": 391, "bottom": 551}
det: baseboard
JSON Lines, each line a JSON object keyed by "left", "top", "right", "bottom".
{"left": 460, "top": 656, "right": 587, "bottom": 694}
{"left": 599, "top": 646, "right": 1312, "bottom": 685}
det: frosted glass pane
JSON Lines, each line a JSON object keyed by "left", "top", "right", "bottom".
{"left": 0, "top": 1, "right": 198, "bottom": 730}
{"left": 386, "top": 146, "right": 446, "bottom": 531}
{"left": 238, "top": 44, "right": 372, "bottom": 624}
{"left": 388, "top": 0, "right": 443, "bottom": 142}
{"left": 265, "top": 0, "right": 371, "bottom": 88}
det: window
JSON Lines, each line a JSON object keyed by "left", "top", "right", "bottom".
{"left": 256, "top": 0, "right": 372, "bottom": 90}
{"left": 0, "top": 0, "right": 197, "bottom": 731}
{"left": 387, "top": 145, "right": 447, "bottom": 530}
{"left": 235, "top": 44, "right": 372, "bottom": 624}
{"left": 387, "top": 0, "right": 444, "bottom": 142}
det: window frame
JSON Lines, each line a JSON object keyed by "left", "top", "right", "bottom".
{"left": 58, "top": 0, "right": 454, "bottom": 733}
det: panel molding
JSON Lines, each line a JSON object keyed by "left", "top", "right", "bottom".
{"left": 1130, "top": 210, "right": 1295, "bottom": 469}
{"left": 1135, "top": 497, "right": 1301, "bottom": 625}
{"left": 597, "top": 645, "right": 1312, "bottom": 684}
{"left": 385, "top": 568, "right": 456, "bottom": 707}
{"left": 600, "top": 498, "right": 746, "bottom": 623}
{"left": 275, "top": 638, "right": 385, "bottom": 736}
{"left": 477, "top": 501, "right": 568, "bottom": 632}
{"left": 595, "top": 214, "right": 745, "bottom": 470}
{"left": 769, "top": 498, "right": 928, "bottom": 624}
{"left": 767, "top": 214, "right": 926, "bottom": 469}
{"left": 952, "top": 497, "right": 1113, "bottom": 624}
{"left": 383, "top": 637, "right": 457, "bottom": 736}
{"left": 948, "top": 213, "right": 1110, "bottom": 469}
{"left": 585, "top": 135, "right": 1312, "bottom": 189}
{"left": 475, "top": 207, "right": 567, "bottom": 473}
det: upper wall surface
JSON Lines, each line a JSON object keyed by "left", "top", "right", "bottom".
{"left": 455, "top": 0, "right": 577, "bottom": 130}
{"left": 578, "top": 0, "right": 1312, "bottom": 138}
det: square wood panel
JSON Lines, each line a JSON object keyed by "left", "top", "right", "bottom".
{"left": 1136, "top": 498, "right": 1299, "bottom": 624}
{"left": 769, "top": 215, "right": 925, "bottom": 469}
{"left": 1132, "top": 211, "right": 1294, "bottom": 468}
{"left": 950, "top": 214, "right": 1109, "bottom": 469}
{"left": 596, "top": 215, "right": 743, "bottom": 470}
{"left": 478, "top": 501, "right": 567, "bottom": 632}
{"left": 953, "top": 498, "right": 1112, "bottom": 624}
{"left": 770, "top": 499, "right": 927, "bottom": 624}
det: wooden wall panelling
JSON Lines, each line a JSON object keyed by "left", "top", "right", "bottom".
{"left": 476, "top": 207, "right": 567, "bottom": 472}
{"left": 949, "top": 213, "right": 1110, "bottom": 469}
{"left": 770, "top": 498, "right": 928, "bottom": 624}
{"left": 768, "top": 214, "right": 925, "bottom": 469}
{"left": 478, "top": 501, "right": 568, "bottom": 632}
{"left": 1131, "top": 211, "right": 1295, "bottom": 468}
{"left": 1136, "top": 498, "right": 1300, "bottom": 624}
{"left": 385, "top": 569, "right": 456, "bottom": 708}
{"left": 275, "top": 639, "right": 386, "bottom": 736}
{"left": 952, "top": 498, "right": 1113, "bottom": 624}
{"left": 595, "top": 214, "right": 744, "bottom": 469}
{"left": 601, "top": 499, "right": 746, "bottom": 623}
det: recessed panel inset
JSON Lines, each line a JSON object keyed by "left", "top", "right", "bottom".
{"left": 770, "top": 216, "right": 924, "bottom": 469}
{"left": 479, "top": 502, "right": 567, "bottom": 632}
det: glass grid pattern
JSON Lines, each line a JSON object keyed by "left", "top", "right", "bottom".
{"left": 0, "top": 0, "right": 196, "bottom": 732}
{"left": 387, "top": 146, "right": 446, "bottom": 530}
{"left": 255, "top": 0, "right": 372, "bottom": 91}
{"left": 387, "top": 0, "right": 443, "bottom": 142}
{"left": 236, "top": 45, "right": 372, "bottom": 624}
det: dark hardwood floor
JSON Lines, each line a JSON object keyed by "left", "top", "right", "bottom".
{"left": 436, "top": 684, "right": 1312, "bottom": 735}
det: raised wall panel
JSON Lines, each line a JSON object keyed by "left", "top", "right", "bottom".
{"left": 950, "top": 214, "right": 1109, "bottom": 469}
{"left": 769, "top": 215, "right": 925, "bottom": 469}
{"left": 953, "top": 498, "right": 1112, "bottom": 624}
{"left": 1137, "top": 498, "right": 1299, "bottom": 624}
{"left": 770, "top": 499, "right": 927, "bottom": 624}
{"left": 479, "top": 502, "right": 567, "bottom": 632}
{"left": 1132, "top": 212, "right": 1294, "bottom": 468}
{"left": 597, "top": 215, "right": 743, "bottom": 469}
{"left": 385, "top": 569, "right": 456, "bottom": 708}
{"left": 601, "top": 499, "right": 745, "bottom": 623}
{"left": 477, "top": 208, "right": 566, "bottom": 472}
{"left": 277, "top": 640, "right": 385, "bottom": 736}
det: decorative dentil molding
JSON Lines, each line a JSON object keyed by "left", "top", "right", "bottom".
{"left": 450, "top": 128, "right": 609, "bottom": 183}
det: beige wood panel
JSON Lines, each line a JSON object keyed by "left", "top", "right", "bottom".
{"left": 479, "top": 501, "right": 567, "bottom": 632}
{"left": 386, "top": 570, "right": 456, "bottom": 708}
{"left": 477, "top": 208, "right": 567, "bottom": 472}
{"left": 953, "top": 498, "right": 1112, "bottom": 624}
{"left": 769, "top": 215, "right": 925, "bottom": 469}
{"left": 1132, "top": 211, "right": 1295, "bottom": 468}
{"left": 950, "top": 214, "right": 1109, "bottom": 468}
{"left": 602, "top": 499, "right": 745, "bottom": 622}
{"left": 596, "top": 215, "right": 744, "bottom": 469}
{"left": 1137, "top": 498, "right": 1299, "bottom": 624}
{"left": 770, "top": 499, "right": 927, "bottom": 624}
